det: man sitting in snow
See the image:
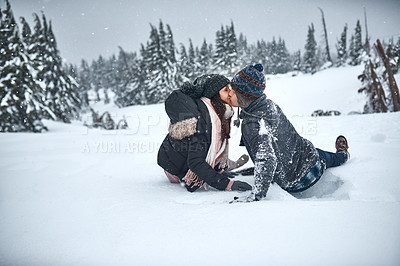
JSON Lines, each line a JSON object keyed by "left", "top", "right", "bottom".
{"left": 228, "top": 64, "right": 350, "bottom": 201}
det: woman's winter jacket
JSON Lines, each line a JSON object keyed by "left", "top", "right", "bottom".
{"left": 157, "top": 90, "right": 231, "bottom": 192}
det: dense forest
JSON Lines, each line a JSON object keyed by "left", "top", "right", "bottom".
{"left": 1, "top": 0, "right": 399, "bottom": 132}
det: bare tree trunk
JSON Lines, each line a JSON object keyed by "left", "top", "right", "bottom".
{"left": 364, "top": 7, "right": 370, "bottom": 56}
{"left": 318, "top": 7, "right": 332, "bottom": 63}
{"left": 118, "top": 46, "right": 136, "bottom": 85}
{"left": 375, "top": 39, "right": 400, "bottom": 111}
{"left": 369, "top": 60, "right": 388, "bottom": 112}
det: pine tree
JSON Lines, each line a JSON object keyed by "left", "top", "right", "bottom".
{"left": 165, "top": 23, "right": 178, "bottom": 90}
{"left": 358, "top": 53, "right": 388, "bottom": 113}
{"left": 252, "top": 40, "right": 266, "bottom": 73}
{"left": 276, "top": 38, "right": 292, "bottom": 74}
{"left": 77, "top": 59, "right": 91, "bottom": 110}
{"left": 293, "top": 50, "right": 302, "bottom": 73}
{"left": 33, "top": 13, "right": 81, "bottom": 122}
{"left": 349, "top": 20, "right": 363, "bottom": 66}
{"left": 213, "top": 25, "right": 226, "bottom": 73}
{"left": 336, "top": 24, "right": 348, "bottom": 67}
{"left": 303, "top": 23, "right": 318, "bottom": 73}
{"left": 197, "top": 39, "right": 212, "bottom": 75}
{"left": 386, "top": 37, "right": 400, "bottom": 74}
{"left": 113, "top": 48, "right": 144, "bottom": 107}
{"left": 143, "top": 21, "right": 177, "bottom": 104}
{"left": 177, "top": 43, "right": 191, "bottom": 82}
{"left": 225, "top": 21, "right": 238, "bottom": 74}
{"left": 0, "top": 0, "right": 49, "bottom": 132}
{"left": 187, "top": 38, "right": 198, "bottom": 77}
{"left": 237, "top": 33, "right": 250, "bottom": 63}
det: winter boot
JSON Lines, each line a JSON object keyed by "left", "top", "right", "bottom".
{"left": 336, "top": 135, "right": 350, "bottom": 159}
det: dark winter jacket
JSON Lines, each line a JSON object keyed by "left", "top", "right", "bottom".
{"left": 157, "top": 90, "right": 231, "bottom": 192}
{"left": 239, "top": 95, "right": 319, "bottom": 198}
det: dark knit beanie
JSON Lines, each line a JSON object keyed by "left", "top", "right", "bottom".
{"left": 201, "top": 74, "right": 230, "bottom": 99}
{"left": 231, "top": 64, "right": 266, "bottom": 107}
{"left": 181, "top": 74, "right": 229, "bottom": 99}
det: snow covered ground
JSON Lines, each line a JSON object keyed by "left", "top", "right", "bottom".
{"left": 1, "top": 66, "right": 400, "bottom": 265}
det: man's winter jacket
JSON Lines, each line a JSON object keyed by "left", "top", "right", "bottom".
{"left": 157, "top": 90, "right": 231, "bottom": 192}
{"left": 239, "top": 95, "right": 319, "bottom": 198}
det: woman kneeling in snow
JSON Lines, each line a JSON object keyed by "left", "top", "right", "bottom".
{"left": 157, "top": 74, "right": 251, "bottom": 192}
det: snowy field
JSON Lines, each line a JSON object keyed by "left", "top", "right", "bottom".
{"left": 1, "top": 66, "right": 400, "bottom": 265}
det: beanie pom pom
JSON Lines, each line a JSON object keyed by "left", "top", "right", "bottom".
{"left": 254, "top": 64, "right": 264, "bottom": 72}
{"left": 181, "top": 81, "right": 202, "bottom": 99}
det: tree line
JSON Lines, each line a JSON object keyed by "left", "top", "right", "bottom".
{"left": 0, "top": 0, "right": 81, "bottom": 132}
{"left": 1, "top": 0, "right": 399, "bottom": 132}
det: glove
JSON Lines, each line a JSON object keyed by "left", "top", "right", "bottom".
{"left": 223, "top": 171, "right": 239, "bottom": 178}
{"left": 214, "top": 162, "right": 223, "bottom": 172}
{"left": 231, "top": 181, "right": 252, "bottom": 191}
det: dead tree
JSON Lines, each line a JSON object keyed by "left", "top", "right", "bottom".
{"left": 318, "top": 7, "right": 332, "bottom": 63}
{"left": 358, "top": 60, "right": 388, "bottom": 113}
{"left": 376, "top": 39, "right": 400, "bottom": 111}
{"left": 364, "top": 7, "right": 371, "bottom": 56}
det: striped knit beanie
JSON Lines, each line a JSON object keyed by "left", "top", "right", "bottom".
{"left": 231, "top": 64, "right": 266, "bottom": 108}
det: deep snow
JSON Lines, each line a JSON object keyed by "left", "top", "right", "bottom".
{"left": 1, "top": 66, "right": 400, "bottom": 265}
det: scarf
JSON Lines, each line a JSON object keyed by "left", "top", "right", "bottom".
{"left": 182, "top": 97, "right": 230, "bottom": 190}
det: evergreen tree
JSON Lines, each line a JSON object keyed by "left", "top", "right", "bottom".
{"left": 114, "top": 48, "right": 143, "bottom": 107}
{"left": 293, "top": 50, "right": 302, "bottom": 73}
{"left": 349, "top": 20, "right": 363, "bottom": 66}
{"left": 336, "top": 24, "right": 348, "bottom": 67}
{"left": 394, "top": 38, "right": 400, "bottom": 74}
{"left": 237, "top": 33, "right": 250, "bottom": 63}
{"left": 165, "top": 23, "right": 179, "bottom": 90}
{"left": 213, "top": 25, "right": 226, "bottom": 73}
{"left": 303, "top": 23, "right": 318, "bottom": 73}
{"left": 358, "top": 51, "right": 388, "bottom": 113}
{"left": 187, "top": 38, "right": 198, "bottom": 77}
{"left": 267, "top": 37, "right": 280, "bottom": 75}
{"left": 197, "top": 39, "right": 212, "bottom": 75}
{"left": 225, "top": 21, "right": 238, "bottom": 74}
{"left": 253, "top": 40, "right": 266, "bottom": 73}
{"left": 77, "top": 59, "right": 91, "bottom": 110}
{"left": 177, "top": 43, "right": 191, "bottom": 82}
{"left": 0, "top": 0, "right": 50, "bottom": 132}
{"left": 33, "top": 13, "right": 81, "bottom": 122}
{"left": 143, "top": 21, "right": 177, "bottom": 104}
{"left": 276, "top": 38, "right": 292, "bottom": 74}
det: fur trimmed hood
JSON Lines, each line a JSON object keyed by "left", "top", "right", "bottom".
{"left": 168, "top": 117, "right": 198, "bottom": 140}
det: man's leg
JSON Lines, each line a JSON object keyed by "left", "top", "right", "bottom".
{"left": 316, "top": 148, "right": 348, "bottom": 169}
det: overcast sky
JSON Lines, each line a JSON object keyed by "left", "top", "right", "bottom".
{"left": 7, "top": 0, "right": 400, "bottom": 65}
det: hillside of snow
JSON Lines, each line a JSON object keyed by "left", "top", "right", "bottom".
{"left": 1, "top": 66, "right": 400, "bottom": 265}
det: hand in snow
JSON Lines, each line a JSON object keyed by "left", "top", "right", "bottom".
{"left": 231, "top": 181, "right": 252, "bottom": 191}
{"left": 245, "top": 192, "right": 263, "bottom": 202}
